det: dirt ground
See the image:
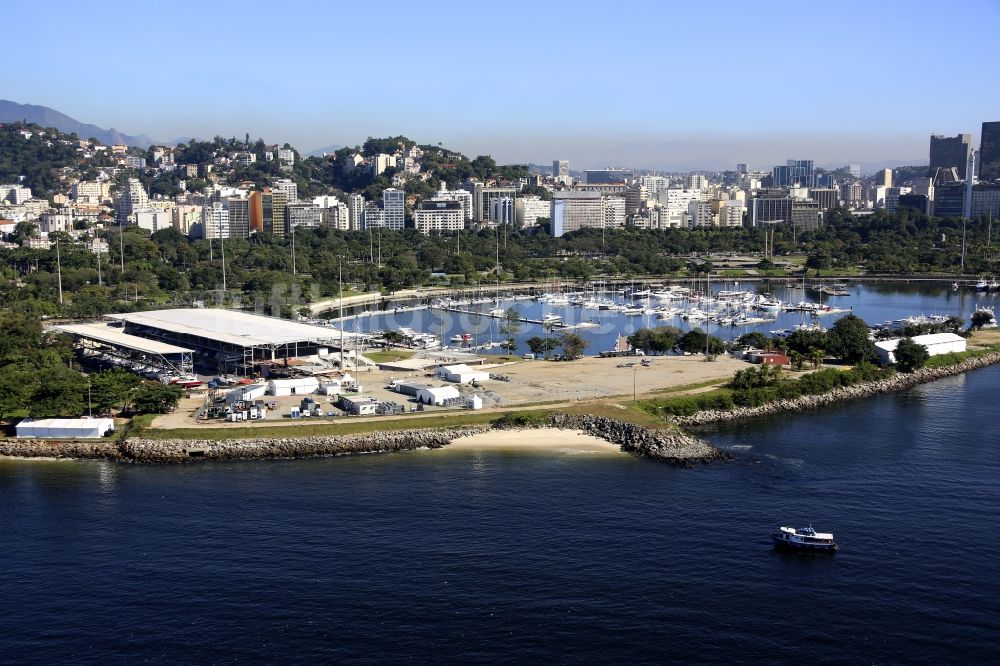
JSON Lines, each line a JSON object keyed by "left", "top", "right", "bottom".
{"left": 150, "top": 353, "right": 749, "bottom": 430}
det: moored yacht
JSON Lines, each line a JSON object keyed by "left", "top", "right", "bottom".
{"left": 771, "top": 525, "right": 837, "bottom": 552}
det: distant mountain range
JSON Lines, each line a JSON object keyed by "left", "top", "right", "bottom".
{"left": 307, "top": 143, "right": 344, "bottom": 157}
{"left": 0, "top": 99, "right": 155, "bottom": 147}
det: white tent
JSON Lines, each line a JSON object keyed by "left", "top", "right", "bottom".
{"left": 467, "top": 394, "right": 484, "bottom": 410}
{"left": 416, "top": 386, "right": 462, "bottom": 406}
{"left": 266, "top": 377, "right": 319, "bottom": 396}
{"left": 435, "top": 364, "right": 490, "bottom": 384}
{"left": 16, "top": 418, "right": 115, "bottom": 439}
{"left": 227, "top": 384, "right": 266, "bottom": 403}
{"left": 874, "top": 333, "right": 966, "bottom": 365}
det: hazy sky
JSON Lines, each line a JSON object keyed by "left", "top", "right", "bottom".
{"left": 6, "top": 0, "right": 999, "bottom": 170}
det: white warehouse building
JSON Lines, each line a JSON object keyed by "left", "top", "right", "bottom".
{"left": 874, "top": 333, "right": 966, "bottom": 365}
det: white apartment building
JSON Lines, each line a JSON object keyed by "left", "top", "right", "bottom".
{"left": 235, "top": 151, "right": 257, "bottom": 167}
{"left": 272, "top": 178, "right": 298, "bottom": 202}
{"left": 688, "top": 201, "right": 716, "bottom": 227}
{"left": 687, "top": 174, "right": 709, "bottom": 190}
{"left": 1, "top": 184, "right": 32, "bottom": 205}
{"left": 717, "top": 199, "right": 745, "bottom": 227}
{"left": 414, "top": 200, "right": 464, "bottom": 234}
{"left": 639, "top": 176, "right": 671, "bottom": 198}
{"left": 201, "top": 202, "right": 230, "bottom": 239}
{"left": 134, "top": 209, "right": 173, "bottom": 233}
{"left": 515, "top": 196, "right": 551, "bottom": 228}
{"left": 347, "top": 194, "right": 365, "bottom": 231}
{"left": 491, "top": 196, "right": 515, "bottom": 225}
{"left": 172, "top": 205, "right": 203, "bottom": 235}
{"left": 277, "top": 148, "right": 295, "bottom": 165}
{"left": 373, "top": 154, "right": 397, "bottom": 176}
{"left": 658, "top": 188, "right": 704, "bottom": 217}
{"left": 39, "top": 212, "right": 72, "bottom": 233}
{"left": 320, "top": 202, "right": 351, "bottom": 230}
{"left": 115, "top": 178, "right": 149, "bottom": 225}
{"left": 382, "top": 188, "right": 405, "bottom": 230}
{"left": 551, "top": 191, "right": 603, "bottom": 237}
{"left": 285, "top": 202, "right": 323, "bottom": 232}
{"left": 603, "top": 196, "right": 626, "bottom": 229}
{"left": 363, "top": 203, "right": 384, "bottom": 230}
{"left": 71, "top": 181, "right": 111, "bottom": 203}
{"left": 433, "top": 183, "right": 473, "bottom": 222}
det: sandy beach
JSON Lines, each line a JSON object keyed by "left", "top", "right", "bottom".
{"left": 442, "top": 429, "right": 625, "bottom": 454}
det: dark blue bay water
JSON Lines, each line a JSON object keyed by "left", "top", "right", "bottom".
{"left": 2, "top": 366, "right": 999, "bottom": 664}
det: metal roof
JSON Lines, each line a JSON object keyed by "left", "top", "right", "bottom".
{"left": 108, "top": 309, "right": 356, "bottom": 348}
{"left": 55, "top": 323, "right": 194, "bottom": 355}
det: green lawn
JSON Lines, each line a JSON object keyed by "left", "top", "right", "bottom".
{"left": 365, "top": 350, "right": 416, "bottom": 363}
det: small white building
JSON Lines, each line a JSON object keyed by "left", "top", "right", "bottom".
{"left": 416, "top": 385, "right": 462, "bottom": 406}
{"left": 874, "top": 333, "right": 967, "bottom": 365}
{"left": 319, "top": 379, "right": 343, "bottom": 396}
{"left": 435, "top": 364, "right": 490, "bottom": 384}
{"left": 16, "top": 417, "right": 115, "bottom": 439}
{"left": 266, "top": 377, "right": 319, "bottom": 396}
{"left": 467, "top": 394, "right": 484, "bottom": 410}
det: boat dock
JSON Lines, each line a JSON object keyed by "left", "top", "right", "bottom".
{"left": 431, "top": 306, "right": 570, "bottom": 328}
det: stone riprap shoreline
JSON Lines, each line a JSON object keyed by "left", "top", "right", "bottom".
{"left": 0, "top": 413, "right": 723, "bottom": 465}
{"left": 673, "top": 350, "right": 1000, "bottom": 427}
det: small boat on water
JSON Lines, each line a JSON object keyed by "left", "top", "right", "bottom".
{"left": 771, "top": 525, "right": 837, "bottom": 552}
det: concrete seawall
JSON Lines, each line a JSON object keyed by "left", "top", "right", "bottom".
{"left": 0, "top": 413, "right": 724, "bottom": 465}
{"left": 673, "top": 350, "right": 1000, "bottom": 427}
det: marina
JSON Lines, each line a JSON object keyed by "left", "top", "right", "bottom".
{"left": 325, "top": 280, "right": 998, "bottom": 356}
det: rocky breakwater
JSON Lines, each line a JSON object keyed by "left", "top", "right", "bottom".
{"left": 674, "top": 350, "right": 1000, "bottom": 427}
{"left": 120, "top": 426, "right": 493, "bottom": 463}
{"left": 492, "top": 412, "right": 727, "bottom": 465}
{"left": 0, "top": 439, "right": 122, "bottom": 460}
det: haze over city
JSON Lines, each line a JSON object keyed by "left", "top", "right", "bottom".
{"left": 6, "top": 0, "right": 999, "bottom": 169}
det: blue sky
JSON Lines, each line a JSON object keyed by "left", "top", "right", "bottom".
{"left": 5, "top": 0, "right": 999, "bottom": 169}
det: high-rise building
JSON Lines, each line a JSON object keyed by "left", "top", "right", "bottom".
{"left": 382, "top": 188, "right": 405, "bottom": 230}
{"left": 603, "top": 196, "right": 626, "bottom": 229}
{"left": 932, "top": 182, "right": 965, "bottom": 217}
{"left": 716, "top": 199, "right": 744, "bottom": 227}
{"left": 414, "top": 200, "right": 464, "bottom": 234}
{"left": 876, "top": 168, "right": 893, "bottom": 188}
{"left": 687, "top": 174, "right": 709, "bottom": 190}
{"left": 639, "top": 176, "right": 670, "bottom": 197}
{"left": 515, "top": 196, "right": 551, "bottom": 228}
{"left": 115, "top": 178, "right": 149, "bottom": 225}
{"left": 249, "top": 190, "right": 288, "bottom": 236}
{"left": 201, "top": 202, "right": 230, "bottom": 239}
{"left": 550, "top": 191, "right": 603, "bottom": 237}
{"left": 225, "top": 197, "right": 250, "bottom": 238}
{"left": 285, "top": 202, "right": 323, "bottom": 232}
{"left": 773, "top": 160, "right": 815, "bottom": 188}
{"left": 736, "top": 163, "right": 748, "bottom": 177}
{"left": 584, "top": 169, "right": 628, "bottom": 184}
{"left": 490, "top": 196, "right": 515, "bottom": 225}
{"left": 979, "top": 122, "right": 1000, "bottom": 182}
{"left": 809, "top": 188, "right": 840, "bottom": 211}
{"left": 552, "top": 160, "right": 569, "bottom": 178}
{"left": 432, "top": 182, "right": 473, "bottom": 222}
{"left": 347, "top": 194, "right": 365, "bottom": 231}
{"left": 928, "top": 133, "right": 972, "bottom": 179}
{"left": 972, "top": 187, "right": 1000, "bottom": 217}
{"left": 848, "top": 164, "right": 862, "bottom": 178}
{"left": 362, "top": 203, "right": 383, "bottom": 230}
{"left": 272, "top": 178, "right": 298, "bottom": 202}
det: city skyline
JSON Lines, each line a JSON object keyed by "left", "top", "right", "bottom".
{"left": 4, "top": 1, "right": 1000, "bottom": 169}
